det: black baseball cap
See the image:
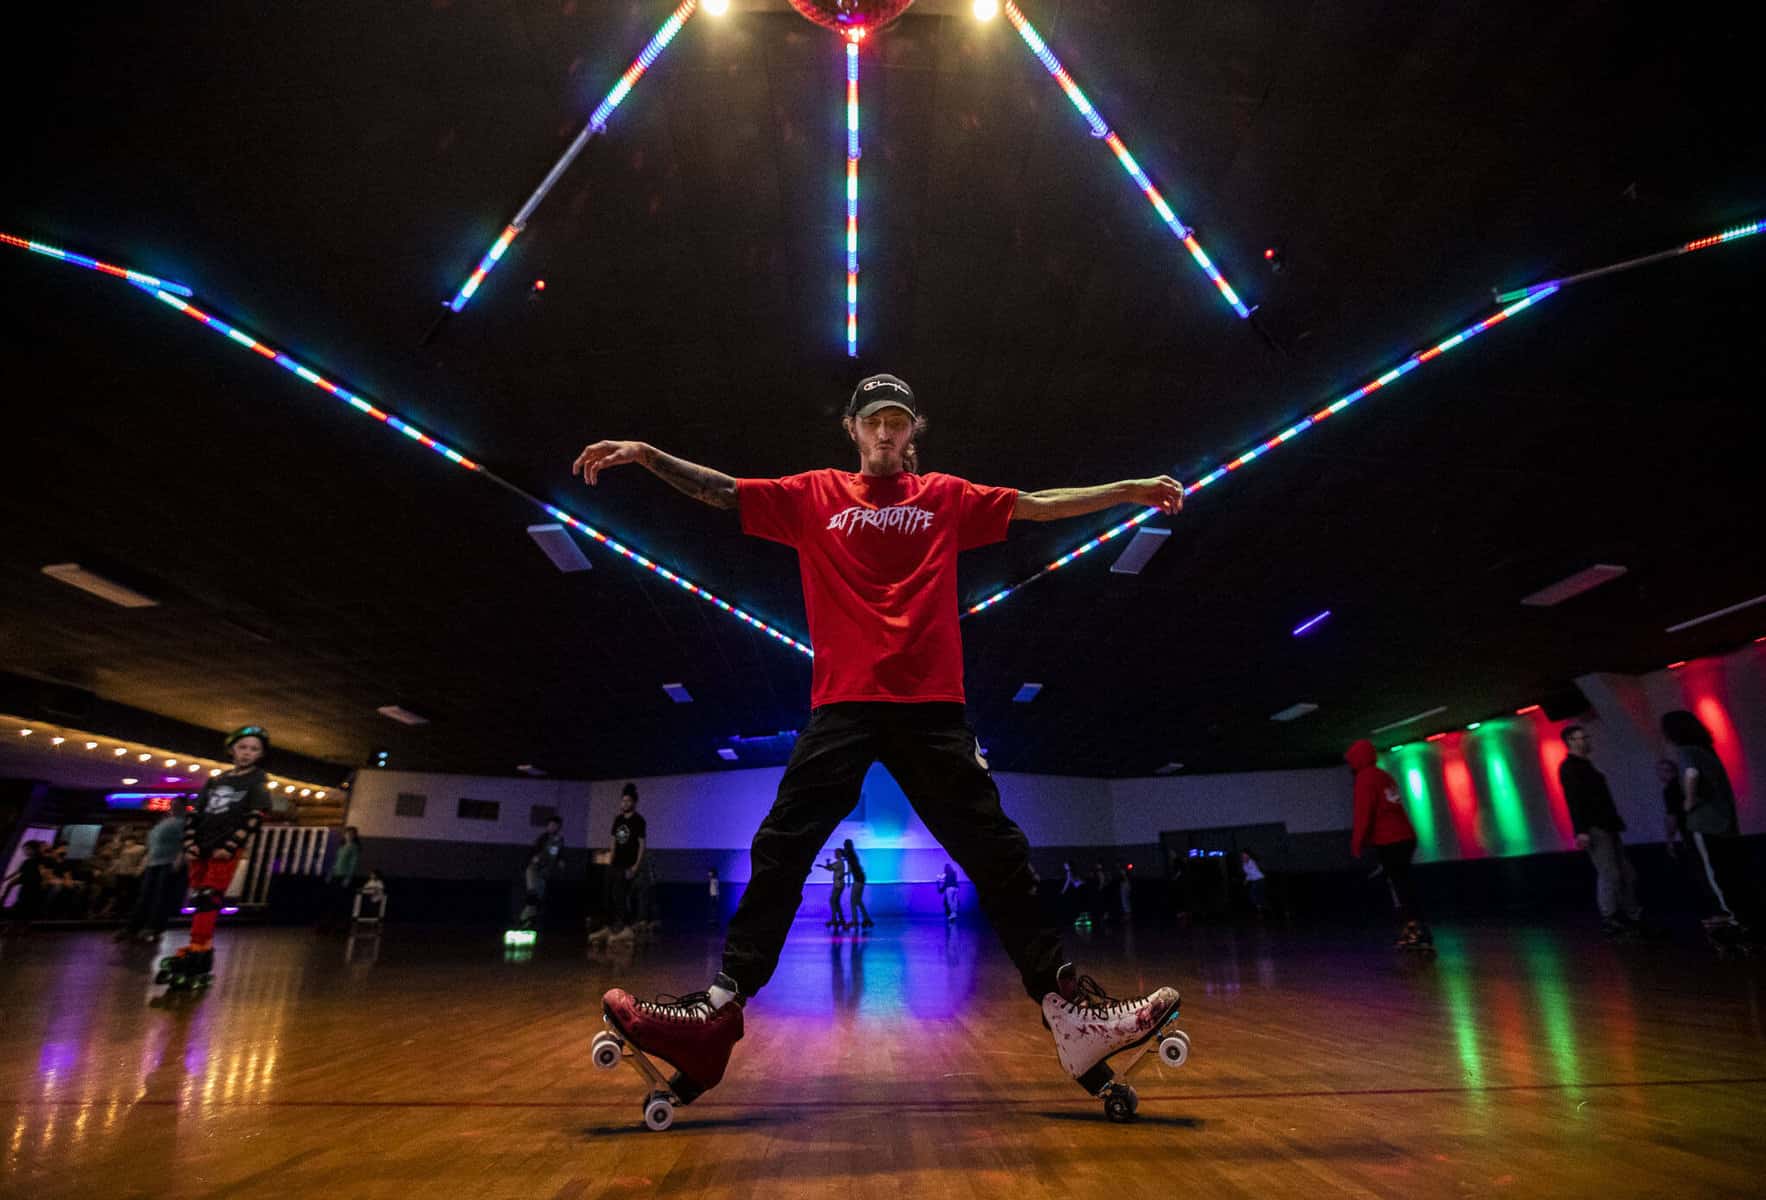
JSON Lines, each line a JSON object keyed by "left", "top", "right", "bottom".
{"left": 845, "top": 373, "right": 917, "bottom": 419}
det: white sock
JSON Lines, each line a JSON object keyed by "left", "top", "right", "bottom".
{"left": 708, "top": 982, "right": 738, "bottom": 1010}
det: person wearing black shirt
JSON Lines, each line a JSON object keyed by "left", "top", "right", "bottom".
{"left": 158, "top": 725, "right": 272, "bottom": 986}
{"left": 589, "top": 783, "right": 647, "bottom": 946}
{"left": 1557, "top": 725, "right": 1642, "bottom": 936}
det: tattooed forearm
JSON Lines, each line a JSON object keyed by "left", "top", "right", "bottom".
{"left": 640, "top": 446, "right": 740, "bottom": 510}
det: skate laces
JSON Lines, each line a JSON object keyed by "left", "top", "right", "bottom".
{"left": 636, "top": 990, "right": 717, "bottom": 1022}
{"left": 1064, "top": 974, "right": 1136, "bottom": 1017}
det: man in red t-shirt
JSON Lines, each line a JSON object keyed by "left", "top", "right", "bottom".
{"left": 574, "top": 374, "right": 1187, "bottom": 1118}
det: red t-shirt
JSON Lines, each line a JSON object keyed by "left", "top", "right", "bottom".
{"left": 737, "top": 469, "right": 1018, "bottom": 706}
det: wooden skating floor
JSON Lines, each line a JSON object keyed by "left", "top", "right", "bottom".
{"left": 4, "top": 916, "right": 1764, "bottom": 1198}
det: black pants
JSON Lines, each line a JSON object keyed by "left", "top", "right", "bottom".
{"left": 124, "top": 863, "right": 181, "bottom": 935}
{"left": 1375, "top": 839, "right": 1424, "bottom": 926}
{"left": 602, "top": 866, "right": 632, "bottom": 930}
{"left": 721, "top": 702, "right": 1063, "bottom": 1001}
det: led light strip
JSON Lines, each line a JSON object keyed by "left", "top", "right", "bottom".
{"left": 1002, "top": 2, "right": 1251, "bottom": 320}
{"left": 964, "top": 287, "right": 1559, "bottom": 615}
{"left": 442, "top": 0, "right": 699, "bottom": 315}
{"left": 1496, "top": 216, "right": 1765, "bottom": 303}
{"left": 845, "top": 36, "right": 861, "bottom": 357}
{"left": 1, "top": 231, "right": 192, "bottom": 297}
{"left": 128, "top": 279, "right": 814, "bottom": 656}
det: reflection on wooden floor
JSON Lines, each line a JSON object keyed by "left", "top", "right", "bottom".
{"left": 3, "top": 916, "right": 1764, "bottom": 1198}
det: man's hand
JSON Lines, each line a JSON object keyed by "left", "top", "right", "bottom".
{"left": 1574, "top": 833, "right": 1590, "bottom": 850}
{"left": 574, "top": 440, "right": 647, "bottom": 485}
{"left": 1128, "top": 476, "right": 1184, "bottom": 515}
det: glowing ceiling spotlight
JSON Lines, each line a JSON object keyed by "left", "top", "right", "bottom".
{"left": 964, "top": 287, "right": 1558, "bottom": 616}
{"left": 0, "top": 231, "right": 192, "bottom": 297}
{"left": 973, "top": 0, "right": 1000, "bottom": 20}
{"left": 441, "top": 0, "right": 700, "bottom": 316}
{"left": 845, "top": 36, "right": 861, "bottom": 357}
{"left": 705, "top": 0, "right": 730, "bottom": 13}
{"left": 1495, "top": 215, "right": 1765, "bottom": 303}
{"left": 1001, "top": 3, "right": 1251, "bottom": 319}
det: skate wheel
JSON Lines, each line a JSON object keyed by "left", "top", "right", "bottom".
{"left": 643, "top": 1091, "right": 675, "bottom": 1132}
{"left": 591, "top": 1031, "right": 623, "bottom": 1071}
{"left": 1158, "top": 1032, "right": 1190, "bottom": 1068}
{"left": 1102, "top": 1083, "right": 1139, "bottom": 1123}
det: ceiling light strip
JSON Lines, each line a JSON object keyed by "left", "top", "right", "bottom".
{"left": 964, "top": 287, "right": 1557, "bottom": 616}
{"left": 1495, "top": 216, "right": 1765, "bottom": 303}
{"left": 846, "top": 35, "right": 861, "bottom": 357}
{"left": 1002, "top": 3, "right": 1250, "bottom": 319}
{"left": 441, "top": 0, "right": 699, "bottom": 315}
{"left": 1, "top": 231, "right": 193, "bottom": 297}
{"left": 110, "top": 282, "right": 813, "bottom": 656}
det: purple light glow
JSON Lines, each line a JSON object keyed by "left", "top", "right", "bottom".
{"left": 1291, "top": 609, "right": 1332, "bottom": 637}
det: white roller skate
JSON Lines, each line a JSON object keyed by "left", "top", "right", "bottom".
{"left": 1042, "top": 969, "right": 1188, "bottom": 1122}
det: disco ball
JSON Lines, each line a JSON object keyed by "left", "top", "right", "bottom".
{"left": 787, "top": 1, "right": 918, "bottom": 36}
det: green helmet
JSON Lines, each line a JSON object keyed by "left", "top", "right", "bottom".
{"left": 225, "top": 724, "right": 271, "bottom": 753}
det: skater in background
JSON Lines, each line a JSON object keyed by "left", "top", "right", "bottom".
{"left": 519, "top": 816, "right": 566, "bottom": 930}
{"left": 160, "top": 725, "right": 272, "bottom": 986}
{"left": 938, "top": 862, "right": 959, "bottom": 922}
{"left": 842, "top": 839, "right": 874, "bottom": 929}
{"left": 1059, "top": 860, "right": 1084, "bottom": 927}
{"left": 819, "top": 847, "right": 849, "bottom": 930}
{"left": 1347, "top": 740, "right": 1432, "bottom": 950}
{"left": 319, "top": 825, "right": 361, "bottom": 933}
{"left": 1117, "top": 860, "right": 1133, "bottom": 922}
{"left": 589, "top": 784, "right": 646, "bottom": 947}
{"left": 117, "top": 813, "right": 187, "bottom": 942}
{"left": 1558, "top": 725, "right": 1644, "bottom": 937}
{"left": 1090, "top": 860, "right": 1112, "bottom": 927}
{"left": 706, "top": 869, "right": 721, "bottom": 927}
{"left": 1240, "top": 850, "right": 1267, "bottom": 917}
{"left": 1664, "top": 709, "right": 1751, "bottom": 930}
{"left": 1, "top": 840, "right": 49, "bottom": 934}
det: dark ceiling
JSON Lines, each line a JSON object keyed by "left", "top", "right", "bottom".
{"left": 5, "top": 0, "right": 1764, "bottom": 782}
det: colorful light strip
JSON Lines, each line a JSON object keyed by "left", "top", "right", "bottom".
{"left": 964, "top": 287, "right": 1558, "bottom": 615}
{"left": 1495, "top": 216, "right": 1765, "bottom": 303}
{"left": 4, "top": 245, "right": 817, "bottom": 659}
{"left": 1, "top": 231, "right": 192, "bottom": 297}
{"left": 1002, "top": 3, "right": 1251, "bottom": 319}
{"left": 845, "top": 36, "right": 861, "bottom": 357}
{"left": 442, "top": 0, "right": 699, "bottom": 315}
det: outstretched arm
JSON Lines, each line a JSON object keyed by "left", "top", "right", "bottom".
{"left": 573, "top": 440, "right": 738, "bottom": 510}
{"left": 1011, "top": 476, "right": 1183, "bottom": 522}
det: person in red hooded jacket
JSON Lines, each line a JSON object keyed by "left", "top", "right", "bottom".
{"left": 1346, "top": 740, "right": 1431, "bottom": 949}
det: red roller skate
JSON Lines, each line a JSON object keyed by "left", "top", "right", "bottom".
{"left": 593, "top": 986, "right": 744, "bottom": 1131}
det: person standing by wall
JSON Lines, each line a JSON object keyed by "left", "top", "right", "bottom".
{"left": 1558, "top": 725, "right": 1644, "bottom": 938}
{"left": 117, "top": 814, "right": 186, "bottom": 943}
{"left": 519, "top": 817, "right": 566, "bottom": 931}
{"left": 938, "top": 862, "right": 960, "bottom": 922}
{"left": 589, "top": 784, "right": 645, "bottom": 947}
{"left": 318, "top": 826, "right": 361, "bottom": 933}
{"left": 1240, "top": 850, "right": 1267, "bottom": 917}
